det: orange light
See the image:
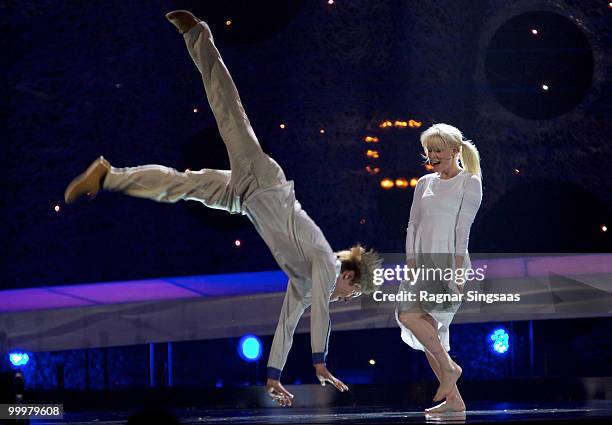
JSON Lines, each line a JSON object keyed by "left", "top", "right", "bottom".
{"left": 408, "top": 119, "right": 422, "bottom": 128}
{"left": 379, "top": 120, "right": 393, "bottom": 128}
{"left": 380, "top": 178, "right": 394, "bottom": 189}
{"left": 279, "top": 123, "right": 286, "bottom": 129}
{"left": 366, "top": 150, "right": 379, "bottom": 159}
{"left": 365, "top": 166, "right": 380, "bottom": 175}
{"left": 395, "top": 178, "right": 409, "bottom": 189}
{"left": 394, "top": 120, "right": 408, "bottom": 127}
{"left": 409, "top": 178, "right": 418, "bottom": 188}
{"left": 425, "top": 164, "right": 434, "bottom": 171}
{"left": 364, "top": 136, "right": 379, "bottom": 143}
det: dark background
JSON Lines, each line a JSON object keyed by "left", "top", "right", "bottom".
{"left": 3, "top": 0, "right": 610, "bottom": 289}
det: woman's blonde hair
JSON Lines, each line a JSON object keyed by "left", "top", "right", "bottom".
{"left": 420, "top": 123, "right": 482, "bottom": 179}
{"left": 337, "top": 244, "right": 383, "bottom": 294}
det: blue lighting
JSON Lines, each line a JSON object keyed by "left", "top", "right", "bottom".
{"left": 238, "top": 335, "right": 262, "bottom": 362}
{"left": 9, "top": 352, "right": 30, "bottom": 367}
{"left": 489, "top": 328, "right": 510, "bottom": 354}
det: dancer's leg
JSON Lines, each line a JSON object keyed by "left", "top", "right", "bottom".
{"left": 103, "top": 164, "right": 240, "bottom": 212}
{"left": 180, "top": 17, "right": 263, "bottom": 173}
{"left": 424, "top": 351, "right": 466, "bottom": 412}
{"left": 398, "top": 310, "right": 462, "bottom": 402}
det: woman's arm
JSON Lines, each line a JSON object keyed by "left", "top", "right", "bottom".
{"left": 454, "top": 174, "right": 483, "bottom": 265}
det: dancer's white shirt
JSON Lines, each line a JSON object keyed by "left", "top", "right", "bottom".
{"left": 244, "top": 181, "right": 341, "bottom": 376}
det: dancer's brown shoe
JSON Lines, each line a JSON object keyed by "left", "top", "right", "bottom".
{"left": 64, "top": 156, "right": 110, "bottom": 204}
{"left": 165, "top": 10, "right": 201, "bottom": 34}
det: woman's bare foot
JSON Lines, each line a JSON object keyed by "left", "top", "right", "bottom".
{"left": 433, "top": 359, "right": 462, "bottom": 402}
{"left": 425, "top": 394, "right": 466, "bottom": 414}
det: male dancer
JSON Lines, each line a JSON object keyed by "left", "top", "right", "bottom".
{"left": 64, "top": 11, "right": 382, "bottom": 407}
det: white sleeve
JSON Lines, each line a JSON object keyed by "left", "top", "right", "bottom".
{"left": 266, "top": 280, "right": 308, "bottom": 378}
{"left": 406, "top": 177, "right": 426, "bottom": 261}
{"left": 310, "top": 257, "right": 334, "bottom": 365}
{"left": 455, "top": 175, "right": 483, "bottom": 256}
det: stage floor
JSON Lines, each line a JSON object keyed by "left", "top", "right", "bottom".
{"left": 31, "top": 401, "right": 612, "bottom": 424}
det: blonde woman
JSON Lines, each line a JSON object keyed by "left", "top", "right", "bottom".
{"left": 396, "top": 123, "right": 483, "bottom": 414}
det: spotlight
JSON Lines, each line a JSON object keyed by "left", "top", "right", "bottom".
{"left": 279, "top": 123, "right": 286, "bottom": 129}
{"left": 380, "top": 178, "right": 394, "bottom": 190}
{"left": 53, "top": 204, "right": 61, "bottom": 213}
{"left": 234, "top": 239, "right": 241, "bottom": 247}
{"left": 193, "top": 108, "right": 198, "bottom": 113}
{"left": 489, "top": 328, "right": 509, "bottom": 354}
{"left": 531, "top": 29, "right": 538, "bottom": 35}
{"left": 409, "top": 178, "right": 418, "bottom": 188}
{"left": 225, "top": 20, "right": 232, "bottom": 27}
{"left": 541, "top": 84, "right": 549, "bottom": 91}
{"left": 368, "top": 359, "right": 376, "bottom": 365}
{"left": 9, "top": 352, "right": 30, "bottom": 367}
{"left": 238, "top": 335, "right": 262, "bottom": 362}
{"left": 320, "top": 129, "right": 325, "bottom": 134}
{"left": 602, "top": 225, "right": 608, "bottom": 232}
{"left": 395, "top": 178, "right": 409, "bottom": 189}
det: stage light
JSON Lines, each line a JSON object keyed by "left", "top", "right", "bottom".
{"left": 9, "top": 352, "right": 30, "bottom": 367}
{"left": 368, "top": 359, "right": 376, "bottom": 365}
{"left": 366, "top": 150, "right": 379, "bottom": 159}
{"left": 541, "top": 84, "right": 549, "bottom": 91}
{"left": 602, "top": 225, "right": 608, "bottom": 232}
{"left": 395, "top": 178, "right": 409, "bottom": 189}
{"left": 489, "top": 328, "right": 509, "bottom": 354}
{"left": 320, "top": 129, "right": 325, "bottom": 134}
{"left": 328, "top": 0, "right": 335, "bottom": 5}
{"left": 514, "top": 168, "right": 520, "bottom": 174}
{"left": 279, "top": 123, "right": 286, "bottom": 129}
{"left": 225, "top": 20, "right": 232, "bottom": 27}
{"left": 379, "top": 120, "right": 393, "bottom": 128}
{"left": 425, "top": 164, "right": 434, "bottom": 171}
{"left": 193, "top": 108, "right": 198, "bottom": 113}
{"left": 365, "top": 166, "right": 380, "bottom": 175}
{"left": 531, "top": 29, "right": 538, "bottom": 35}
{"left": 54, "top": 204, "right": 60, "bottom": 213}
{"left": 360, "top": 218, "right": 366, "bottom": 225}
{"left": 380, "top": 178, "right": 394, "bottom": 190}
{"left": 409, "top": 178, "right": 418, "bottom": 188}
{"left": 234, "top": 239, "right": 241, "bottom": 247}
{"left": 238, "top": 335, "right": 262, "bottom": 362}
{"left": 364, "top": 136, "right": 379, "bottom": 143}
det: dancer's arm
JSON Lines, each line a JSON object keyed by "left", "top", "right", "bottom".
{"left": 309, "top": 257, "right": 348, "bottom": 392}
{"left": 184, "top": 22, "right": 259, "bottom": 149}
{"left": 406, "top": 177, "right": 425, "bottom": 263}
{"left": 454, "top": 174, "right": 483, "bottom": 266}
{"left": 267, "top": 281, "right": 307, "bottom": 380}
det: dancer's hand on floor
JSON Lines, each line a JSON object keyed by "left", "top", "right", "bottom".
{"left": 266, "top": 378, "right": 294, "bottom": 407}
{"left": 314, "top": 364, "right": 349, "bottom": 392}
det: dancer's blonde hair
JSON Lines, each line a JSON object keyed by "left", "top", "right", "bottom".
{"left": 337, "top": 244, "right": 383, "bottom": 294}
{"left": 420, "top": 123, "right": 482, "bottom": 179}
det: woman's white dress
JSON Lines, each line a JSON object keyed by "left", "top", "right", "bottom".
{"left": 395, "top": 169, "right": 483, "bottom": 352}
